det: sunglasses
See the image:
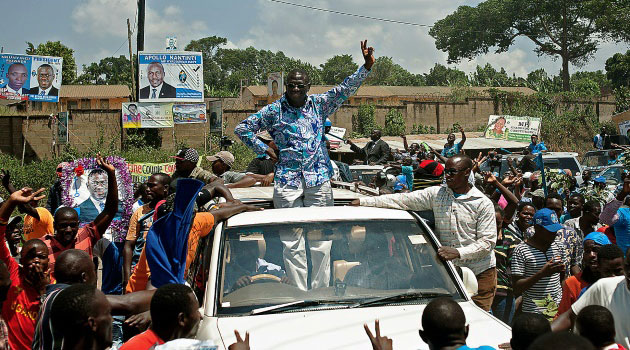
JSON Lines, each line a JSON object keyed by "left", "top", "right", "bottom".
{"left": 444, "top": 167, "right": 469, "bottom": 176}
{"left": 286, "top": 83, "right": 308, "bottom": 90}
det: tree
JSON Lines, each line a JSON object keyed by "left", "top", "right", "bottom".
{"left": 75, "top": 55, "right": 135, "bottom": 87}
{"left": 429, "top": 0, "right": 630, "bottom": 91}
{"left": 185, "top": 36, "right": 228, "bottom": 93}
{"left": 605, "top": 50, "right": 630, "bottom": 88}
{"left": 320, "top": 55, "right": 358, "bottom": 85}
{"left": 26, "top": 41, "right": 77, "bottom": 84}
{"left": 365, "top": 56, "right": 424, "bottom": 86}
{"left": 526, "top": 68, "right": 562, "bottom": 93}
{"left": 424, "top": 63, "right": 468, "bottom": 86}
{"left": 470, "top": 63, "right": 522, "bottom": 87}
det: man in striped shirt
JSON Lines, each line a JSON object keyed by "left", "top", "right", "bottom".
{"left": 352, "top": 154, "right": 497, "bottom": 311}
{"left": 512, "top": 208, "right": 567, "bottom": 320}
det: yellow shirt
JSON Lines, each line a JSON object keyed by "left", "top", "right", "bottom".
{"left": 23, "top": 207, "right": 54, "bottom": 241}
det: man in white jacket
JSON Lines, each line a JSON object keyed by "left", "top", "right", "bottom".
{"left": 351, "top": 154, "right": 497, "bottom": 311}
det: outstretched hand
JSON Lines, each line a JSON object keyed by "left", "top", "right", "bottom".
{"left": 361, "top": 40, "right": 375, "bottom": 70}
{"left": 364, "top": 320, "right": 393, "bottom": 350}
{"left": 96, "top": 153, "right": 116, "bottom": 173}
{"left": 9, "top": 187, "right": 46, "bottom": 204}
{"left": 228, "top": 330, "right": 250, "bottom": 350}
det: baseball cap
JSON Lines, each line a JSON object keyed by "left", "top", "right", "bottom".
{"left": 172, "top": 148, "right": 199, "bottom": 164}
{"left": 206, "top": 151, "right": 235, "bottom": 168}
{"left": 531, "top": 189, "right": 546, "bottom": 198}
{"left": 583, "top": 231, "right": 611, "bottom": 246}
{"left": 7, "top": 216, "right": 22, "bottom": 227}
{"left": 533, "top": 208, "right": 564, "bottom": 233}
{"left": 594, "top": 176, "right": 606, "bottom": 184}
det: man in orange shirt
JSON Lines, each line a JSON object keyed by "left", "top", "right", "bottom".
{"left": 0, "top": 187, "right": 50, "bottom": 349}
{"left": 1, "top": 169, "right": 54, "bottom": 240}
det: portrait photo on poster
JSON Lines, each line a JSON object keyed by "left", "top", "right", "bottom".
{"left": 0, "top": 53, "right": 62, "bottom": 102}
{"left": 138, "top": 52, "right": 204, "bottom": 102}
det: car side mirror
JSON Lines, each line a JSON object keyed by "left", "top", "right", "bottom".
{"left": 460, "top": 267, "right": 478, "bottom": 297}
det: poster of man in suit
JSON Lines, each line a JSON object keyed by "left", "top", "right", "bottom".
{"left": 0, "top": 53, "right": 62, "bottom": 102}
{"left": 138, "top": 52, "right": 203, "bottom": 102}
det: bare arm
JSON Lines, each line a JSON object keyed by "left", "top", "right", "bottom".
{"left": 122, "top": 239, "right": 135, "bottom": 291}
{"left": 226, "top": 175, "right": 257, "bottom": 189}
{"left": 1, "top": 170, "right": 40, "bottom": 219}
{"left": 402, "top": 135, "right": 409, "bottom": 152}
{"left": 107, "top": 289, "right": 156, "bottom": 316}
{"left": 459, "top": 127, "right": 466, "bottom": 148}
{"left": 512, "top": 259, "right": 564, "bottom": 297}
{"left": 211, "top": 203, "right": 261, "bottom": 223}
{"left": 551, "top": 308, "right": 576, "bottom": 332}
{"left": 203, "top": 183, "right": 236, "bottom": 202}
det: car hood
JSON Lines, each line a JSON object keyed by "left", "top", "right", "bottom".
{"left": 212, "top": 302, "right": 510, "bottom": 349}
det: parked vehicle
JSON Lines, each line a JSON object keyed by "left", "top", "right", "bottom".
{"left": 480, "top": 152, "right": 583, "bottom": 184}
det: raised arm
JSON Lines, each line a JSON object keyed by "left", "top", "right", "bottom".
{"left": 1, "top": 170, "right": 40, "bottom": 219}
{"left": 92, "top": 155, "right": 120, "bottom": 235}
{"left": 234, "top": 104, "right": 277, "bottom": 162}
{"left": 402, "top": 135, "right": 409, "bottom": 152}
{"left": 459, "top": 126, "right": 466, "bottom": 148}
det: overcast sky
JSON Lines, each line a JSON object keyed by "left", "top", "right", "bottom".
{"left": 2, "top": 0, "right": 628, "bottom": 78}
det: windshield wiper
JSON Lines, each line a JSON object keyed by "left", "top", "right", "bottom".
{"left": 352, "top": 291, "right": 451, "bottom": 308}
{"left": 251, "top": 299, "right": 354, "bottom": 315}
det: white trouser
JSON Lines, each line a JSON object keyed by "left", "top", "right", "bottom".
{"left": 274, "top": 179, "right": 333, "bottom": 291}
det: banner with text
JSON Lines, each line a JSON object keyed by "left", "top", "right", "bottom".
{"left": 173, "top": 103, "right": 207, "bottom": 124}
{"left": 0, "top": 53, "right": 63, "bottom": 102}
{"left": 138, "top": 52, "right": 204, "bottom": 102}
{"left": 126, "top": 162, "right": 176, "bottom": 184}
{"left": 122, "top": 102, "right": 174, "bottom": 128}
{"left": 484, "top": 115, "right": 541, "bottom": 142}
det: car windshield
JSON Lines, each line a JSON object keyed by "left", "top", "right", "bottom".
{"left": 583, "top": 153, "right": 610, "bottom": 168}
{"left": 217, "top": 219, "right": 462, "bottom": 315}
{"left": 599, "top": 166, "right": 623, "bottom": 185}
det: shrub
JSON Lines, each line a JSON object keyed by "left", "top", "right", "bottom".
{"left": 383, "top": 108, "right": 406, "bottom": 136}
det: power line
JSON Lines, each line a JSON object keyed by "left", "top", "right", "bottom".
{"left": 112, "top": 4, "right": 139, "bottom": 56}
{"left": 266, "top": 0, "right": 433, "bottom": 28}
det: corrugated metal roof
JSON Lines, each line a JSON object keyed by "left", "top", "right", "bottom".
{"left": 245, "top": 85, "right": 536, "bottom": 98}
{"left": 59, "top": 85, "right": 131, "bottom": 98}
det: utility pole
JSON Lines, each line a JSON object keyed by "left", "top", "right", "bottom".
{"left": 136, "top": 0, "right": 145, "bottom": 101}
{"left": 127, "top": 18, "right": 136, "bottom": 101}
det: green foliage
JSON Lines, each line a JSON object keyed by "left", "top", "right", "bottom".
{"left": 424, "top": 63, "right": 468, "bottom": 86}
{"left": 614, "top": 86, "right": 630, "bottom": 113}
{"left": 26, "top": 41, "right": 77, "bottom": 84}
{"left": 605, "top": 50, "right": 630, "bottom": 89}
{"left": 411, "top": 124, "right": 437, "bottom": 134}
{"left": 429, "top": 0, "right": 630, "bottom": 91}
{"left": 470, "top": 63, "right": 525, "bottom": 87}
{"left": 320, "top": 55, "right": 358, "bottom": 85}
{"left": 75, "top": 55, "right": 136, "bottom": 88}
{"left": 352, "top": 104, "right": 377, "bottom": 137}
{"left": 185, "top": 36, "right": 228, "bottom": 94}
{"left": 365, "top": 57, "right": 425, "bottom": 86}
{"left": 383, "top": 109, "right": 406, "bottom": 136}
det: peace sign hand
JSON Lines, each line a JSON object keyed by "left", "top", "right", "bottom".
{"left": 361, "top": 40, "right": 375, "bottom": 70}
{"left": 364, "top": 319, "right": 393, "bottom": 350}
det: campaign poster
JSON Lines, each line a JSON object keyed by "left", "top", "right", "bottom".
{"left": 484, "top": 115, "right": 541, "bottom": 142}
{"left": 209, "top": 100, "right": 222, "bottom": 133}
{"left": 619, "top": 120, "right": 630, "bottom": 139}
{"left": 267, "top": 72, "right": 283, "bottom": 96}
{"left": 0, "top": 53, "right": 63, "bottom": 102}
{"left": 61, "top": 157, "right": 134, "bottom": 242}
{"left": 173, "top": 103, "right": 207, "bottom": 124}
{"left": 138, "top": 52, "right": 203, "bottom": 102}
{"left": 57, "top": 112, "right": 69, "bottom": 144}
{"left": 122, "top": 102, "right": 174, "bottom": 128}
{"left": 127, "top": 162, "right": 175, "bottom": 184}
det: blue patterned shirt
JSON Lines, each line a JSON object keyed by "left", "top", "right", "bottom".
{"left": 234, "top": 65, "right": 370, "bottom": 188}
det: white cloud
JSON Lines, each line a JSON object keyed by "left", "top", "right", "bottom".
{"left": 72, "top": 0, "right": 135, "bottom": 38}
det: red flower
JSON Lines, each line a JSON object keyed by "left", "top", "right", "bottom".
{"left": 74, "top": 165, "right": 84, "bottom": 177}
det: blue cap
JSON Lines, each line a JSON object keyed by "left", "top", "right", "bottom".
{"left": 583, "top": 231, "right": 611, "bottom": 246}
{"left": 594, "top": 176, "right": 606, "bottom": 184}
{"left": 533, "top": 208, "right": 564, "bottom": 232}
{"left": 325, "top": 119, "right": 332, "bottom": 127}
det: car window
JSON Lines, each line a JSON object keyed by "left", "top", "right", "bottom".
{"left": 555, "top": 158, "right": 581, "bottom": 174}
{"left": 216, "top": 219, "right": 462, "bottom": 315}
{"left": 583, "top": 154, "right": 609, "bottom": 168}
{"left": 600, "top": 167, "right": 622, "bottom": 185}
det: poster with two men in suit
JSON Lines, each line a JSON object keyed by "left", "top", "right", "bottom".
{"left": 0, "top": 53, "right": 63, "bottom": 102}
{"left": 138, "top": 52, "right": 204, "bottom": 102}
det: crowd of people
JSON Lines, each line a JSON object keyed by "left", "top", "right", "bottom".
{"left": 0, "top": 39, "right": 629, "bottom": 350}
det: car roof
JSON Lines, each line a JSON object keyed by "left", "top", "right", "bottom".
{"left": 225, "top": 206, "right": 414, "bottom": 227}
{"left": 228, "top": 186, "right": 371, "bottom": 203}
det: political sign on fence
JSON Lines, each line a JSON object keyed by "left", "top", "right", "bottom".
{"left": 127, "top": 162, "right": 175, "bottom": 184}
{"left": 138, "top": 52, "right": 204, "bottom": 102}
{"left": 57, "top": 112, "right": 69, "bottom": 144}
{"left": 484, "top": 115, "right": 541, "bottom": 142}
{"left": 173, "top": 103, "right": 207, "bottom": 124}
{"left": 267, "top": 72, "right": 283, "bottom": 96}
{"left": 0, "top": 53, "right": 63, "bottom": 102}
{"left": 122, "top": 102, "right": 174, "bottom": 128}
{"left": 61, "top": 157, "right": 134, "bottom": 242}
{"left": 619, "top": 120, "right": 630, "bottom": 139}
{"left": 209, "top": 100, "right": 222, "bottom": 132}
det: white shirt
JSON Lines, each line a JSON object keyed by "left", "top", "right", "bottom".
{"left": 572, "top": 276, "right": 630, "bottom": 346}
{"left": 360, "top": 184, "right": 497, "bottom": 274}
{"left": 90, "top": 196, "right": 105, "bottom": 214}
{"left": 149, "top": 83, "right": 163, "bottom": 99}
{"left": 4, "top": 85, "right": 26, "bottom": 95}
{"left": 32, "top": 86, "right": 52, "bottom": 95}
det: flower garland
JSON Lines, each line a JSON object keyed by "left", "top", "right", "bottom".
{"left": 61, "top": 156, "right": 134, "bottom": 243}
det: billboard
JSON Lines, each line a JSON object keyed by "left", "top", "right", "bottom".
{"left": 209, "top": 100, "right": 222, "bottom": 133}
{"left": 267, "top": 72, "right": 283, "bottom": 96}
{"left": 122, "top": 102, "right": 174, "bottom": 128}
{"left": 173, "top": 103, "right": 206, "bottom": 124}
{"left": 0, "top": 53, "right": 63, "bottom": 102}
{"left": 57, "top": 112, "right": 69, "bottom": 144}
{"left": 127, "top": 162, "right": 175, "bottom": 184}
{"left": 484, "top": 115, "right": 541, "bottom": 142}
{"left": 138, "top": 52, "right": 203, "bottom": 102}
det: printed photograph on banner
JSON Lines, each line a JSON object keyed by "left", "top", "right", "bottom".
{"left": 484, "top": 115, "right": 541, "bottom": 142}
{"left": 61, "top": 157, "right": 134, "bottom": 242}
{"left": 267, "top": 72, "right": 283, "bottom": 96}
{"left": 209, "top": 100, "right": 222, "bottom": 132}
{"left": 138, "top": 52, "right": 204, "bottom": 102}
{"left": 122, "top": 102, "right": 174, "bottom": 128}
{"left": 173, "top": 103, "right": 207, "bottom": 124}
{"left": 0, "top": 53, "right": 63, "bottom": 102}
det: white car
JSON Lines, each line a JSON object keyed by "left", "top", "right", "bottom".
{"left": 192, "top": 187, "right": 511, "bottom": 349}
